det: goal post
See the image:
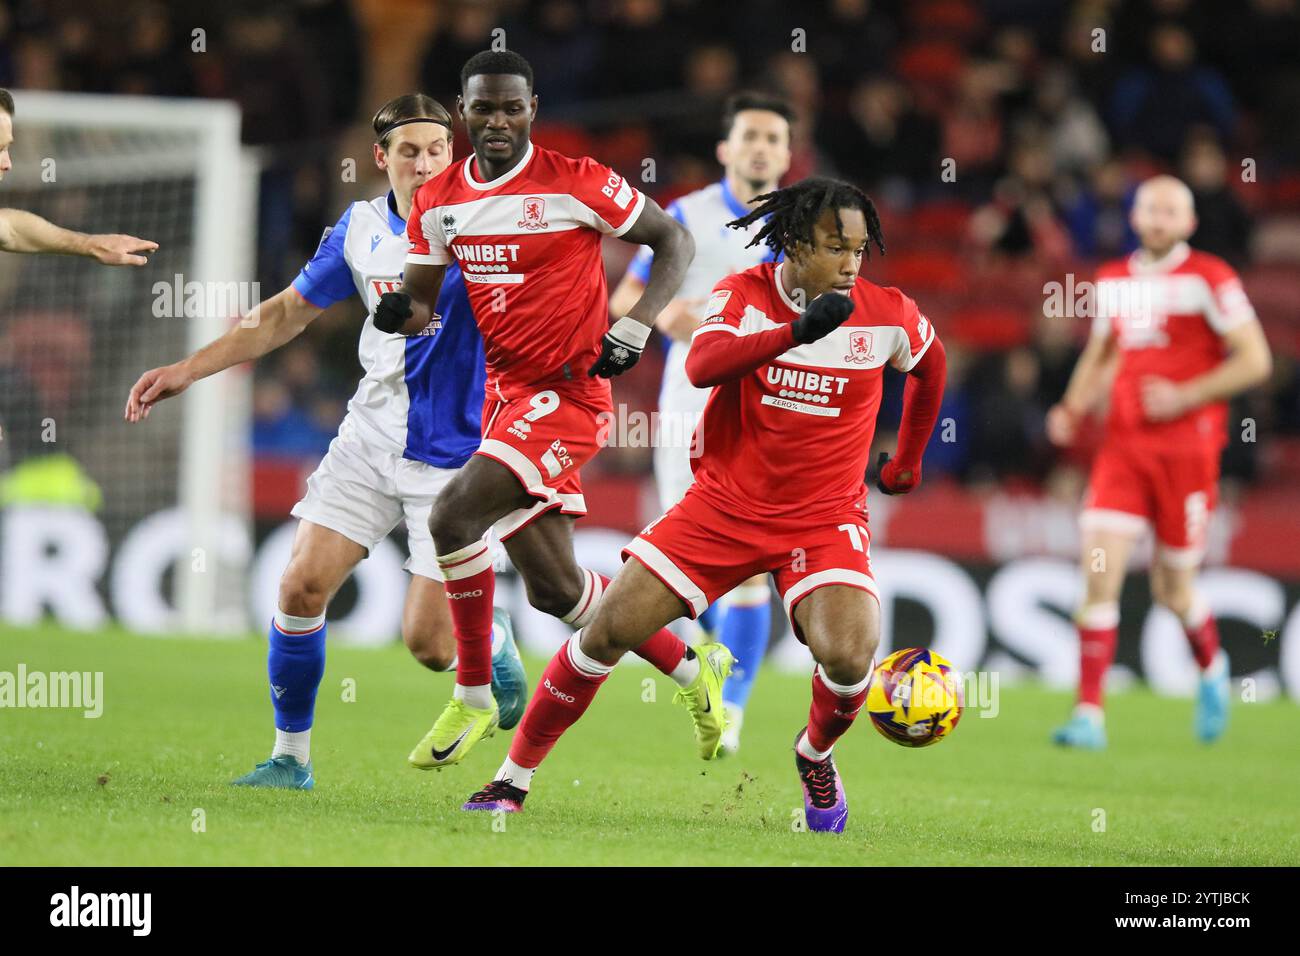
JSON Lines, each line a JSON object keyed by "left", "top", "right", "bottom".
{"left": 0, "top": 91, "right": 256, "bottom": 635}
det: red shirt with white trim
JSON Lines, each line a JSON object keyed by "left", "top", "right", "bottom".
{"left": 689, "top": 261, "right": 935, "bottom": 522}
{"left": 1092, "top": 241, "right": 1257, "bottom": 454}
{"left": 406, "top": 142, "right": 646, "bottom": 401}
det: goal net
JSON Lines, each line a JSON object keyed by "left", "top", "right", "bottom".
{"left": 0, "top": 91, "right": 255, "bottom": 635}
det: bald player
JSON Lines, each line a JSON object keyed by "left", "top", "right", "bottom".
{"left": 1046, "top": 175, "right": 1273, "bottom": 749}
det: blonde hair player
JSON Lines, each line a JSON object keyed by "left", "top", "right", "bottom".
{"left": 125, "top": 94, "right": 528, "bottom": 789}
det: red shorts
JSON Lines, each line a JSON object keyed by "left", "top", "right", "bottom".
{"left": 476, "top": 384, "right": 609, "bottom": 540}
{"left": 1081, "top": 441, "right": 1219, "bottom": 565}
{"left": 622, "top": 487, "right": 878, "bottom": 640}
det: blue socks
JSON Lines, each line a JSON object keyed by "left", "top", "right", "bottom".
{"left": 267, "top": 609, "right": 327, "bottom": 733}
{"left": 719, "top": 582, "right": 771, "bottom": 710}
{"left": 698, "top": 602, "right": 721, "bottom": 638}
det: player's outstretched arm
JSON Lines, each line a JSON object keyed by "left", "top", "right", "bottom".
{"left": 877, "top": 335, "right": 947, "bottom": 495}
{"left": 590, "top": 198, "right": 694, "bottom": 377}
{"left": 1046, "top": 330, "right": 1118, "bottom": 446}
{"left": 124, "top": 286, "right": 322, "bottom": 422}
{"left": 376, "top": 262, "right": 446, "bottom": 336}
{"left": 1141, "top": 319, "right": 1273, "bottom": 422}
{"left": 685, "top": 292, "right": 854, "bottom": 388}
{"left": 0, "top": 208, "right": 157, "bottom": 265}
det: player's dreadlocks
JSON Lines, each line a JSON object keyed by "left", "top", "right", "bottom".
{"left": 727, "top": 177, "right": 886, "bottom": 259}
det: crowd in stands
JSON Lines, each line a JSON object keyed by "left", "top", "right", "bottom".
{"left": 7, "top": 0, "right": 1298, "bottom": 493}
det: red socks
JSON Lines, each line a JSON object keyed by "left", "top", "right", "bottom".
{"left": 1183, "top": 602, "right": 1221, "bottom": 670}
{"left": 805, "top": 665, "right": 871, "bottom": 755}
{"left": 508, "top": 635, "right": 610, "bottom": 768}
{"left": 436, "top": 541, "right": 496, "bottom": 688}
{"left": 1076, "top": 603, "right": 1120, "bottom": 708}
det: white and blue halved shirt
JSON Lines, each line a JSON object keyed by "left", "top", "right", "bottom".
{"left": 626, "top": 178, "right": 776, "bottom": 415}
{"left": 292, "top": 191, "right": 485, "bottom": 468}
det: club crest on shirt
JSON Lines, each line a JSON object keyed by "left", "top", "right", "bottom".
{"left": 518, "top": 197, "right": 549, "bottom": 231}
{"left": 845, "top": 329, "right": 876, "bottom": 364}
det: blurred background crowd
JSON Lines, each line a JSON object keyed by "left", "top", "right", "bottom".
{"left": 5, "top": 0, "right": 1299, "bottom": 514}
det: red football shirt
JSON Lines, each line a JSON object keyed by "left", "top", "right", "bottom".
{"left": 689, "top": 261, "right": 936, "bottom": 522}
{"left": 406, "top": 142, "right": 646, "bottom": 401}
{"left": 1092, "top": 241, "right": 1257, "bottom": 453}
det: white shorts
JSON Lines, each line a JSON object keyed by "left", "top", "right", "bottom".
{"left": 291, "top": 417, "right": 473, "bottom": 581}
{"left": 653, "top": 397, "right": 706, "bottom": 512}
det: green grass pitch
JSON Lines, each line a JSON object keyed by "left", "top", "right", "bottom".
{"left": 1, "top": 624, "right": 1296, "bottom": 866}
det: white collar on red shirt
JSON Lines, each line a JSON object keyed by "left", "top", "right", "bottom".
{"left": 463, "top": 140, "right": 536, "bottom": 191}
{"left": 1129, "top": 240, "right": 1191, "bottom": 274}
{"left": 773, "top": 261, "right": 803, "bottom": 314}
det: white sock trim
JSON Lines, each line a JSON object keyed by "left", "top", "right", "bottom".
{"left": 669, "top": 651, "right": 699, "bottom": 688}
{"left": 272, "top": 728, "right": 311, "bottom": 764}
{"left": 561, "top": 569, "right": 604, "bottom": 627}
{"left": 436, "top": 539, "right": 493, "bottom": 580}
{"left": 815, "top": 662, "right": 872, "bottom": 697}
{"left": 796, "top": 729, "right": 831, "bottom": 762}
{"left": 454, "top": 683, "right": 494, "bottom": 709}
{"left": 1077, "top": 602, "right": 1120, "bottom": 630}
{"left": 274, "top": 608, "right": 326, "bottom": 634}
{"left": 495, "top": 757, "right": 535, "bottom": 791}
{"left": 565, "top": 632, "right": 615, "bottom": 678}
{"left": 1073, "top": 702, "right": 1105, "bottom": 724}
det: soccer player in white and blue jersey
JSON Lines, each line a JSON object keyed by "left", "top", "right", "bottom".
{"left": 125, "top": 94, "right": 526, "bottom": 789}
{"left": 608, "top": 92, "right": 793, "bottom": 754}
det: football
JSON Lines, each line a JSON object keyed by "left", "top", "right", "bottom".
{"left": 866, "top": 647, "right": 964, "bottom": 748}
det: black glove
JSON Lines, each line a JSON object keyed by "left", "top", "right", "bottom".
{"left": 373, "top": 291, "right": 414, "bottom": 334}
{"left": 588, "top": 317, "right": 650, "bottom": 378}
{"left": 791, "top": 293, "right": 855, "bottom": 344}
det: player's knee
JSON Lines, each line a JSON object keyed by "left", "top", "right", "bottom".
{"left": 818, "top": 644, "right": 874, "bottom": 686}
{"left": 278, "top": 566, "right": 330, "bottom": 618}
{"left": 524, "top": 574, "right": 583, "bottom": 620}
{"left": 428, "top": 497, "right": 467, "bottom": 549}
{"left": 403, "top": 630, "right": 456, "bottom": 671}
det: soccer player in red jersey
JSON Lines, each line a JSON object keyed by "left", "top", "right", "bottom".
{"left": 464, "top": 178, "right": 948, "bottom": 830}
{"left": 1047, "top": 175, "right": 1273, "bottom": 749}
{"left": 370, "top": 51, "right": 726, "bottom": 770}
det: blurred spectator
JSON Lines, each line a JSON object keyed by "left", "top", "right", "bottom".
{"left": 509, "top": 0, "right": 598, "bottom": 110}
{"left": 818, "top": 76, "right": 941, "bottom": 201}
{"left": 1060, "top": 158, "right": 1138, "bottom": 259}
{"left": 970, "top": 141, "right": 1072, "bottom": 261}
{"left": 1109, "top": 23, "right": 1236, "bottom": 161}
{"left": 1181, "top": 128, "right": 1253, "bottom": 265}
{"left": 943, "top": 63, "right": 1007, "bottom": 199}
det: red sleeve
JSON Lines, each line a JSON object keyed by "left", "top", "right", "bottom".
{"left": 893, "top": 333, "right": 947, "bottom": 471}
{"left": 405, "top": 178, "right": 449, "bottom": 266}
{"left": 1197, "top": 254, "right": 1257, "bottom": 334}
{"left": 684, "top": 277, "right": 796, "bottom": 387}
{"left": 686, "top": 323, "right": 797, "bottom": 388}
{"left": 887, "top": 290, "right": 937, "bottom": 371}
{"left": 569, "top": 156, "right": 645, "bottom": 237}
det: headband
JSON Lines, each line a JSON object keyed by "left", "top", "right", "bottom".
{"left": 377, "top": 116, "right": 452, "bottom": 140}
